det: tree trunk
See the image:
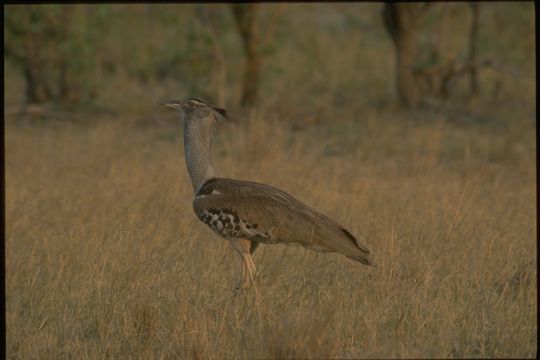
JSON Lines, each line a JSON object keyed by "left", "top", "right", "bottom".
{"left": 383, "top": 3, "right": 424, "bottom": 108}
{"left": 24, "top": 65, "right": 51, "bottom": 103}
{"left": 58, "top": 5, "right": 71, "bottom": 101}
{"left": 231, "top": 4, "right": 260, "bottom": 108}
{"left": 23, "top": 33, "right": 52, "bottom": 104}
{"left": 468, "top": 3, "right": 480, "bottom": 97}
{"left": 196, "top": 6, "right": 228, "bottom": 107}
{"left": 58, "top": 5, "right": 84, "bottom": 103}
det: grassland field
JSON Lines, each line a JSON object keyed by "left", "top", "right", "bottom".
{"left": 4, "top": 3, "right": 536, "bottom": 358}
{"left": 5, "top": 100, "right": 536, "bottom": 358}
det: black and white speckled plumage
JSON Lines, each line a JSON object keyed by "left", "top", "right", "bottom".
{"left": 195, "top": 206, "right": 268, "bottom": 240}
{"left": 193, "top": 177, "right": 374, "bottom": 266}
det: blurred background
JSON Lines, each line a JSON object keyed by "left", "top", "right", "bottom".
{"left": 4, "top": 3, "right": 535, "bottom": 118}
{"left": 4, "top": 3, "right": 536, "bottom": 359}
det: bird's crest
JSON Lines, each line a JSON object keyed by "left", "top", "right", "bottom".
{"left": 160, "top": 97, "right": 228, "bottom": 119}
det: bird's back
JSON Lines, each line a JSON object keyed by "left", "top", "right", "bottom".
{"left": 193, "top": 177, "right": 374, "bottom": 266}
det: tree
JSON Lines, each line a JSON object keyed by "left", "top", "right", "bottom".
{"left": 467, "top": 3, "right": 480, "bottom": 97}
{"left": 383, "top": 3, "right": 430, "bottom": 109}
{"left": 4, "top": 5, "right": 107, "bottom": 105}
{"left": 195, "top": 5, "right": 229, "bottom": 107}
{"left": 231, "top": 4, "right": 261, "bottom": 108}
{"left": 4, "top": 5, "right": 56, "bottom": 103}
{"left": 383, "top": 3, "right": 510, "bottom": 108}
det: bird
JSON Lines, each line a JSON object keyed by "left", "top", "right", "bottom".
{"left": 160, "top": 97, "right": 374, "bottom": 291}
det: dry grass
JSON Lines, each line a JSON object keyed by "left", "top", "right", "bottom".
{"left": 4, "top": 3, "right": 535, "bottom": 358}
{"left": 5, "top": 105, "right": 536, "bottom": 358}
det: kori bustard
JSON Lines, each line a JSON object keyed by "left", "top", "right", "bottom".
{"left": 161, "top": 98, "right": 374, "bottom": 290}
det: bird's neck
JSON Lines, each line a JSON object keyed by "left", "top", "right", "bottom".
{"left": 184, "top": 121, "right": 215, "bottom": 195}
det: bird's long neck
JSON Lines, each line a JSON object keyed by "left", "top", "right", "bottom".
{"left": 184, "top": 121, "right": 215, "bottom": 195}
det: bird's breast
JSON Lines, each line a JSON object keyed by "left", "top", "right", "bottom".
{"left": 195, "top": 207, "right": 271, "bottom": 240}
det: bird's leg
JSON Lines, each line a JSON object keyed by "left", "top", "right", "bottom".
{"left": 229, "top": 239, "right": 258, "bottom": 291}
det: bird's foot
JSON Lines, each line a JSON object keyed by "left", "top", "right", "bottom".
{"left": 232, "top": 281, "right": 251, "bottom": 293}
{"left": 232, "top": 274, "right": 259, "bottom": 293}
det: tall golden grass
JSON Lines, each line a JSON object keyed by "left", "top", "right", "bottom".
{"left": 5, "top": 106, "right": 536, "bottom": 358}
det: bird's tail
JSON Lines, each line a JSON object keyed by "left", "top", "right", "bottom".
{"left": 346, "top": 254, "right": 376, "bottom": 267}
{"left": 339, "top": 228, "right": 376, "bottom": 266}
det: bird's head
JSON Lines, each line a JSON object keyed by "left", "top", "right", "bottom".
{"left": 159, "top": 98, "right": 228, "bottom": 125}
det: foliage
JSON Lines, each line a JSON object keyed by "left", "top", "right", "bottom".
{"left": 4, "top": 5, "right": 111, "bottom": 104}
{"left": 4, "top": 3, "right": 534, "bottom": 112}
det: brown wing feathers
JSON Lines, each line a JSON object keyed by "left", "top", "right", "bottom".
{"left": 194, "top": 177, "right": 374, "bottom": 266}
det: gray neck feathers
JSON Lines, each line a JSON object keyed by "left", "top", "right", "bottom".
{"left": 183, "top": 119, "right": 215, "bottom": 194}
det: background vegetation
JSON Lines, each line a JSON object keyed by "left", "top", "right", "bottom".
{"left": 5, "top": 3, "right": 536, "bottom": 358}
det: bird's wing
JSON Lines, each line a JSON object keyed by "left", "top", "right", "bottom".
{"left": 193, "top": 177, "right": 374, "bottom": 266}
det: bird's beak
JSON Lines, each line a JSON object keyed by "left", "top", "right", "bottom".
{"left": 158, "top": 100, "right": 183, "bottom": 110}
